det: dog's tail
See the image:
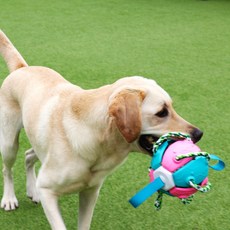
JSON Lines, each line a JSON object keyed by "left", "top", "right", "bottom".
{"left": 0, "top": 30, "right": 28, "bottom": 73}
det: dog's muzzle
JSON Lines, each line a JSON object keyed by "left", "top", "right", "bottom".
{"left": 138, "top": 134, "right": 159, "bottom": 155}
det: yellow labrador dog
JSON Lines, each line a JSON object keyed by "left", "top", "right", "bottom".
{"left": 0, "top": 30, "right": 203, "bottom": 230}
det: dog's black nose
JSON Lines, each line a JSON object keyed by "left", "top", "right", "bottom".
{"left": 191, "top": 128, "right": 203, "bottom": 143}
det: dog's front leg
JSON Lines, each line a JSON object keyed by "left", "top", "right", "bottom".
{"left": 78, "top": 183, "right": 103, "bottom": 230}
{"left": 38, "top": 187, "right": 66, "bottom": 230}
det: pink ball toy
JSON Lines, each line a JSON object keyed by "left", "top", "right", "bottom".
{"left": 129, "top": 132, "right": 225, "bottom": 209}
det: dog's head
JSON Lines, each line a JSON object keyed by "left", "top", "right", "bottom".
{"left": 109, "top": 76, "right": 203, "bottom": 155}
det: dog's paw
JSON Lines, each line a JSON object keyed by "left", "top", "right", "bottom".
{"left": 27, "top": 189, "right": 40, "bottom": 204}
{"left": 1, "top": 195, "right": 19, "bottom": 211}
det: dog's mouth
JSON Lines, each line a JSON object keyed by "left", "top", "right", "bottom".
{"left": 138, "top": 134, "right": 159, "bottom": 156}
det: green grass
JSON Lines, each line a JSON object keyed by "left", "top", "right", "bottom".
{"left": 0, "top": 0, "right": 230, "bottom": 229}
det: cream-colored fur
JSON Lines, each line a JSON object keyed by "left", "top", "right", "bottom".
{"left": 0, "top": 30, "right": 202, "bottom": 230}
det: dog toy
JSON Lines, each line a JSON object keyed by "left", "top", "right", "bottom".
{"left": 129, "top": 132, "right": 225, "bottom": 209}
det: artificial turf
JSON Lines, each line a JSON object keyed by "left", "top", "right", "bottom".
{"left": 0, "top": 0, "right": 229, "bottom": 229}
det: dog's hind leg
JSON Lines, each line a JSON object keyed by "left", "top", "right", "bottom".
{"left": 0, "top": 124, "right": 19, "bottom": 211}
{"left": 25, "top": 148, "right": 40, "bottom": 203}
{"left": 0, "top": 138, "right": 19, "bottom": 211}
{"left": 0, "top": 104, "right": 22, "bottom": 211}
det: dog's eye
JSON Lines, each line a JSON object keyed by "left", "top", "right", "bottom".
{"left": 155, "top": 108, "right": 168, "bottom": 118}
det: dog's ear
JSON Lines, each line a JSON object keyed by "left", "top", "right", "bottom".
{"left": 109, "top": 89, "right": 146, "bottom": 143}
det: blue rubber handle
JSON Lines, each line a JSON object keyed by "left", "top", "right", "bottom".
{"left": 209, "top": 154, "right": 225, "bottom": 171}
{"left": 129, "top": 177, "right": 165, "bottom": 208}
